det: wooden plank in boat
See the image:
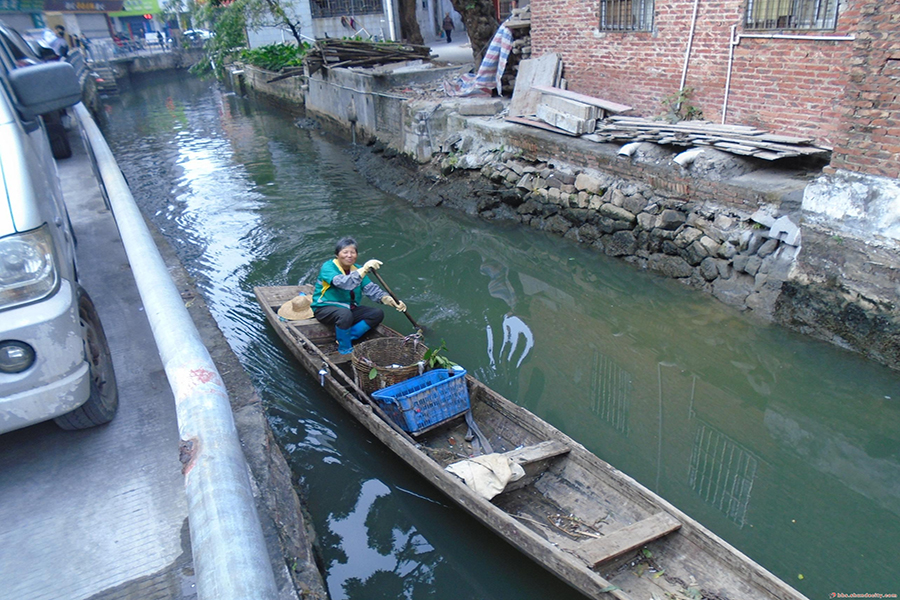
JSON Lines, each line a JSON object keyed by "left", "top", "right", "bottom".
{"left": 503, "top": 440, "right": 570, "bottom": 465}
{"left": 576, "top": 512, "right": 681, "bottom": 568}
{"left": 499, "top": 440, "right": 570, "bottom": 493}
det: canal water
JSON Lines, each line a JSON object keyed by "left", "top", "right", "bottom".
{"left": 98, "top": 72, "right": 900, "bottom": 599}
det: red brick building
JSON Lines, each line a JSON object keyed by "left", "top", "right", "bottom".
{"left": 530, "top": 0, "right": 900, "bottom": 178}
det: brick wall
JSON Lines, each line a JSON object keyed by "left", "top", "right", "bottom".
{"left": 829, "top": 2, "right": 900, "bottom": 179}
{"left": 530, "top": 0, "right": 859, "bottom": 148}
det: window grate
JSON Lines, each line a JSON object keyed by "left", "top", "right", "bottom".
{"left": 590, "top": 351, "right": 632, "bottom": 435}
{"left": 310, "top": 0, "right": 383, "bottom": 19}
{"left": 688, "top": 421, "right": 759, "bottom": 528}
{"left": 746, "top": 0, "right": 839, "bottom": 30}
{"left": 599, "top": 0, "right": 654, "bottom": 32}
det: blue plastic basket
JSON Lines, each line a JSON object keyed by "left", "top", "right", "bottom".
{"left": 371, "top": 366, "right": 470, "bottom": 434}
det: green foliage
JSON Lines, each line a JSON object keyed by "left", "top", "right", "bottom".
{"left": 424, "top": 340, "right": 457, "bottom": 370}
{"left": 189, "top": 0, "right": 248, "bottom": 78}
{"left": 660, "top": 87, "right": 704, "bottom": 123}
{"left": 239, "top": 42, "right": 309, "bottom": 71}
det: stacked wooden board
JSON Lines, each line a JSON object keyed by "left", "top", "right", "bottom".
{"left": 305, "top": 40, "right": 432, "bottom": 74}
{"left": 589, "top": 115, "right": 830, "bottom": 160}
{"left": 509, "top": 80, "right": 633, "bottom": 136}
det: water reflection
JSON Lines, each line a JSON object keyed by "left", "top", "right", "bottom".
{"left": 326, "top": 479, "right": 439, "bottom": 600}
{"left": 99, "top": 72, "right": 900, "bottom": 599}
{"left": 688, "top": 420, "right": 760, "bottom": 528}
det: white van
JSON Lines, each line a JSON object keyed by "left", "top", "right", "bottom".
{"left": 0, "top": 21, "right": 118, "bottom": 434}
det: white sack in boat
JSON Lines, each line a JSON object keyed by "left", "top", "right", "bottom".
{"left": 446, "top": 454, "right": 525, "bottom": 500}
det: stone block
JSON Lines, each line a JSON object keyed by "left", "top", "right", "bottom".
{"left": 507, "top": 160, "right": 528, "bottom": 175}
{"left": 588, "top": 194, "right": 604, "bottom": 211}
{"left": 699, "top": 257, "right": 719, "bottom": 281}
{"left": 712, "top": 273, "right": 754, "bottom": 306}
{"left": 599, "top": 203, "right": 637, "bottom": 223}
{"left": 744, "top": 255, "right": 763, "bottom": 276}
{"left": 733, "top": 254, "right": 749, "bottom": 273}
{"left": 768, "top": 215, "right": 801, "bottom": 246}
{"left": 577, "top": 223, "right": 602, "bottom": 243}
{"left": 757, "top": 238, "right": 779, "bottom": 258}
{"left": 719, "top": 242, "right": 737, "bottom": 259}
{"left": 698, "top": 235, "right": 720, "bottom": 256}
{"left": 684, "top": 240, "right": 709, "bottom": 266}
{"left": 597, "top": 216, "right": 631, "bottom": 233}
{"left": 637, "top": 212, "right": 658, "bottom": 230}
{"left": 674, "top": 226, "right": 703, "bottom": 248}
{"left": 659, "top": 209, "right": 686, "bottom": 231}
{"left": 575, "top": 173, "right": 604, "bottom": 193}
{"left": 605, "top": 230, "right": 637, "bottom": 256}
{"left": 610, "top": 188, "right": 627, "bottom": 207}
{"left": 545, "top": 214, "right": 573, "bottom": 235}
{"left": 714, "top": 213, "right": 736, "bottom": 230}
{"left": 517, "top": 173, "right": 535, "bottom": 190}
{"left": 716, "top": 259, "right": 733, "bottom": 279}
{"left": 661, "top": 240, "right": 679, "bottom": 255}
{"left": 623, "top": 195, "right": 648, "bottom": 215}
{"left": 648, "top": 254, "right": 693, "bottom": 278}
{"left": 458, "top": 99, "right": 504, "bottom": 115}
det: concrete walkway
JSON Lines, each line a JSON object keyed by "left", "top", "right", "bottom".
{"left": 427, "top": 32, "right": 476, "bottom": 66}
{"left": 0, "top": 119, "right": 324, "bottom": 599}
{"left": 0, "top": 128, "right": 193, "bottom": 599}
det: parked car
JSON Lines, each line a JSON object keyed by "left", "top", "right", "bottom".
{"left": 0, "top": 23, "right": 118, "bottom": 434}
{"left": 182, "top": 29, "right": 212, "bottom": 46}
{"left": 0, "top": 22, "right": 72, "bottom": 158}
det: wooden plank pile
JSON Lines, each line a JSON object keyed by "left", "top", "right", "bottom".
{"left": 305, "top": 39, "right": 432, "bottom": 74}
{"left": 589, "top": 115, "right": 829, "bottom": 160}
{"left": 508, "top": 53, "right": 563, "bottom": 118}
{"left": 534, "top": 86, "right": 631, "bottom": 135}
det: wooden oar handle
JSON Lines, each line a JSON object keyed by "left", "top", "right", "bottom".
{"left": 370, "top": 269, "right": 422, "bottom": 331}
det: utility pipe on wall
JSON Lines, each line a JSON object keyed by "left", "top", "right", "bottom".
{"left": 74, "top": 103, "right": 279, "bottom": 600}
{"left": 679, "top": 0, "right": 702, "bottom": 96}
{"left": 721, "top": 26, "right": 856, "bottom": 124}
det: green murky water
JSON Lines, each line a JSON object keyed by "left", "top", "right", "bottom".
{"left": 98, "top": 72, "right": 900, "bottom": 599}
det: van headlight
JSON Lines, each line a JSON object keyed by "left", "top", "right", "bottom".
{"left": 0, "top": 224, "right": 60, "bottom": 311}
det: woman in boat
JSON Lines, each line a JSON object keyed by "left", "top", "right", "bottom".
{"left": 312, "top": 237, "right": 407, "bottom": 354}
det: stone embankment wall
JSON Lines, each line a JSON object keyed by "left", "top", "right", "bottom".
{"left": 437, "top": 136, "right": 802, "bottom": 320}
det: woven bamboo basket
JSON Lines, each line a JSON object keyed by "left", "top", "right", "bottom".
{"left": 352, "top": 336, "right": 428, "bottom": 395}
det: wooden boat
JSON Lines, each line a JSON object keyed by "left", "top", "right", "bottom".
{"left": 256, "top": 285, "right": 807, "bottom": 600}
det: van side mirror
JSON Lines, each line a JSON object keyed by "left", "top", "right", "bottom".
{"left": 8, "top": 61, "right": 81, "bottom": 121}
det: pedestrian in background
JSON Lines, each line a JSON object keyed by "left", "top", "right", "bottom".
{"left": 443, "top": 13, "right": 454, "bottom": 44}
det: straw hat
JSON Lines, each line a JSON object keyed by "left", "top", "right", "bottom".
{"left": 277, "top": 294, "right": 314, "bottom": 320}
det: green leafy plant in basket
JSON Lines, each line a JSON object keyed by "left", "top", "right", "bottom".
{"left": 424, "top": 340, "right": 457, "bottom": 370}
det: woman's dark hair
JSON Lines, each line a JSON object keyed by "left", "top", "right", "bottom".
{"left": 334, "top": 237, "right": 358, "bottom": 255}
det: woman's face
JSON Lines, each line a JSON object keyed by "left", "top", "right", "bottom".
{"left": 336, "top": 245, "right": 358, "bottom": 269}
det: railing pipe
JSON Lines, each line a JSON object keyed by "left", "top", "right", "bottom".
{"left": 73, "top": 102, "right": 279, "bottom": 600}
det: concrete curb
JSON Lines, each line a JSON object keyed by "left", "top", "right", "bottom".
{"left": 146, "top": 218, "right": 329, "bottom": 600}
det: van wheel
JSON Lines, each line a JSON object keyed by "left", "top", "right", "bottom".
{"left": 48, "top": 122, "right": 72, "bottom": 159}
{"left": 55, "top": 287, "right": 119, "bottom": 430}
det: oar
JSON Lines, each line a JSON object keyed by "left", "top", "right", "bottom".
{"left": 370, "top": 270, "right": 424, "bottom": 332}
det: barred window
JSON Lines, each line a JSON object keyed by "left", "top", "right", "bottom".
{"left": 599, "top": 0, "right": 654, "bottom": 32}
{"left": 310, "top": 0, "right": 383, "bottom": 19}
{"left": 746, "top": 0, "right": 839, "bottom": 30}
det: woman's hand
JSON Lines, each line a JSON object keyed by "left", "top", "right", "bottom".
{"left": 357, "top": 259, "right": 383, "bottom": 278}
{"left": 381, "top": 295, "right": 407, "bottom": 312}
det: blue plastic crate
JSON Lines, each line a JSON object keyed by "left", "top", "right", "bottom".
{"left": 371, "top": 366, "right": 470, "bottom": 434}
